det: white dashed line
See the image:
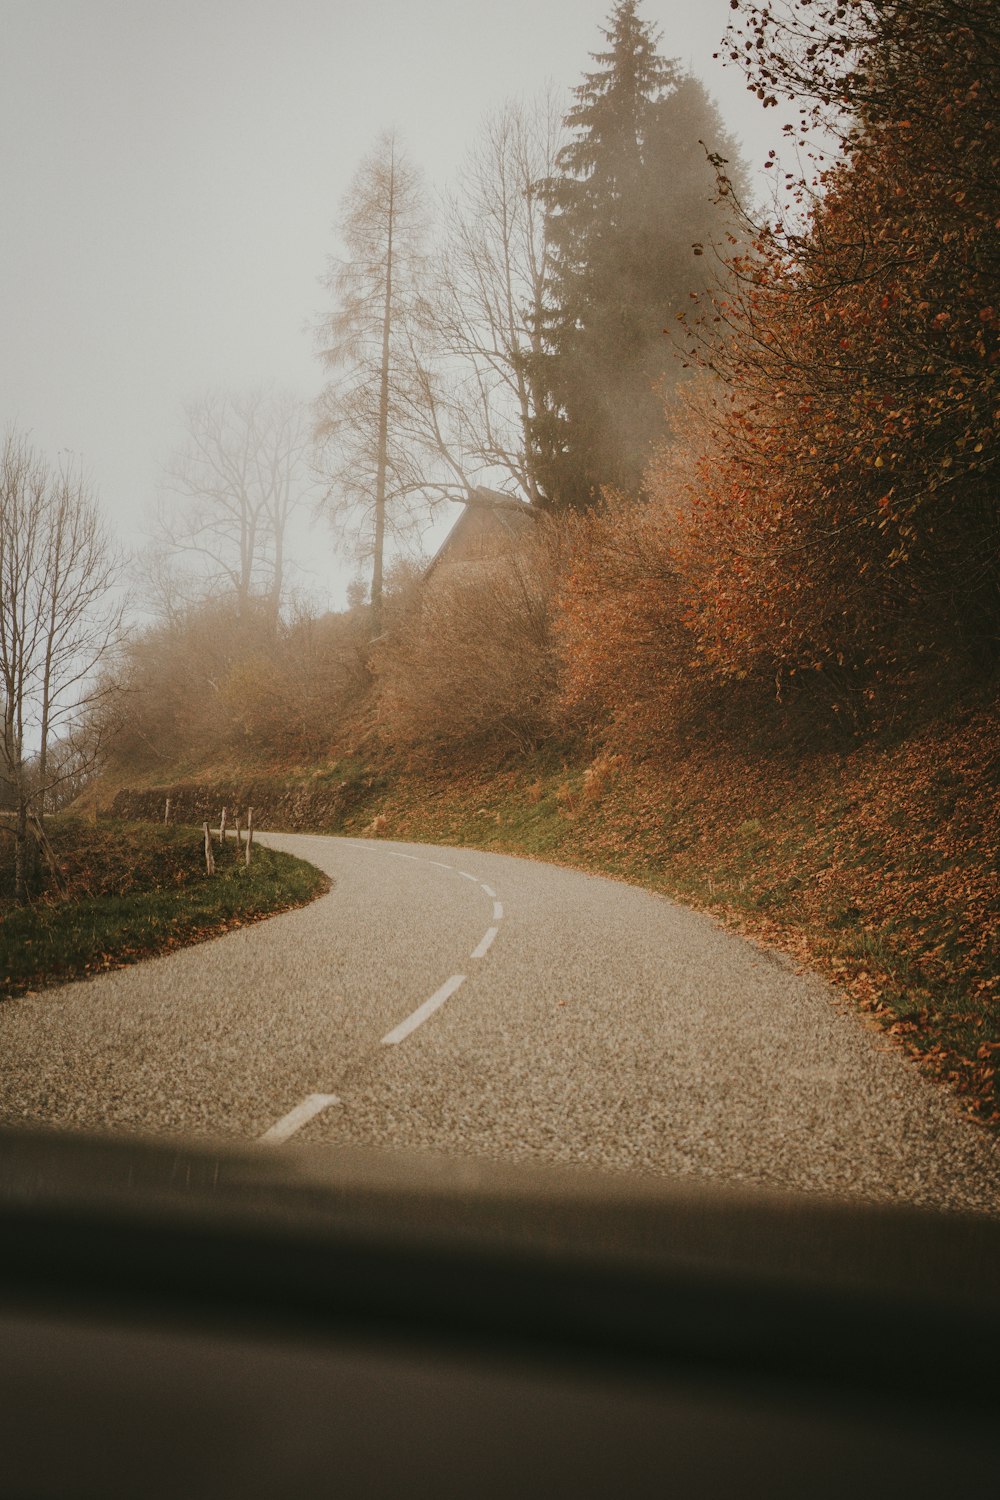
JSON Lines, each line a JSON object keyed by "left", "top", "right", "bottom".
{"left": 381, "top": 974, "right": 467, "bottom": 1045}
{"left": 349, "top": 848, "right": 504, "bottom": 1022}
{"left": 471, "top": 927, "right": 498, "bottom": 959}
{"left": 260, "top": 1093, "right": 340, "bottom": 1144}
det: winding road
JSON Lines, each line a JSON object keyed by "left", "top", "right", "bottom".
{"left": 2, "top": 831, "right": 998, "bottom": 1213}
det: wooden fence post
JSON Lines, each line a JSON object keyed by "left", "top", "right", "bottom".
{"left": 245, "top": 807, "right": 254, "bottom": 869}
{"left": 234, "top": 812, "right": 243, "bottom": 850}
{"left": 203, "top": 821, "right": 215, "bottom": 876}
{"left": 219, "top": 807, "right": 227, "bottom": 847}
{"left": 164, "top": 798, "right": 171, "bottom": 824}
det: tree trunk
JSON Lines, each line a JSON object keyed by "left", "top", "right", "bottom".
{"left": 270, "top": 523, "right": 284, "bottom": 629}
{"left": 13, "top": 794, "right": 27, "bottom": 906}
{"left": 371, "top": 151, "right": 395, "bottom": 639}
{"left": 37, "top": 518, "right": 61, "bottom": 828}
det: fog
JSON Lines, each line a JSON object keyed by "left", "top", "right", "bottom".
{"left": 1, "top": 0, "right": 791, "bottom": 610}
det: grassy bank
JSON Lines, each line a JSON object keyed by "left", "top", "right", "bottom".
{"left": 0, "top": 818, "right": 328, "bottom": 999}
{"left": 104, "top": 700, "right": 999, "bottom": 1128}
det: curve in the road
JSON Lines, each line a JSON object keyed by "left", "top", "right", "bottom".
{"left": 1, "top": 830, "right": 998, "bottom": 1216}
{"left": 255, "top": 841, "right": 511, "bottom": 1134}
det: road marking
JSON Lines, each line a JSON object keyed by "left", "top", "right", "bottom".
{"left": 471, "top": 927, "right": 498, "bottom": 959}
{"left": 352, "top": 847, "right": 504, "bottom": 985}
{"left": 382, "top": 974, "right": 466, "bottom": 1045}
{"left": 260, "top": 1093, "right": 340, "bottom": 1144}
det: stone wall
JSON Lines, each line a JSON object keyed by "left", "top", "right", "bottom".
{"left": 110, "top": 770, "right": 384, "bottom": 833}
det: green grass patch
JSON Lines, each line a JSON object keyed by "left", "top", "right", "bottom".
{"left": 0, "top": 818, "right": 328, "bottom": 999}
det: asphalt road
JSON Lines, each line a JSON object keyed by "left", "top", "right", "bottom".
{"left": 2, "top": 831, "right": 998, "bottom": 1213}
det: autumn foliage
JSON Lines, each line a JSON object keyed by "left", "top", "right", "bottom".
{"left": 687, "top": 2, "right": 994, "bottom": 678}
{"left": 98, "top": 4, "right": 998, "bottom": 1115}
{"left": 108, "top": 597, "right": 371, "bottom": 773}
{"left": 373, "top": 531, "right": 563, "bottom": 757}
{"left": 558, "top": 0, "right": 998, "bottom": 743}
{"left": 555, "top": 495, "right": 693, "bottom": 749}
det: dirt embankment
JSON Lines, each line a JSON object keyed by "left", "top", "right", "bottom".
{"left": 110, "top": 769, "right": 385, "bottom": 834}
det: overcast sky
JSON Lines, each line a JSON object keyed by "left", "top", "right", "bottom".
{"left": 1, "top": 0, "right": 789, "bottom": 610}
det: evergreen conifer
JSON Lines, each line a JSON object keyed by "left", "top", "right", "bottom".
{"left": 530, "top": 1, "right": 743, "bottom": 510}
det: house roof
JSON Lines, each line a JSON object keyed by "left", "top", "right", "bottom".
{"left": 424, "top": 491, "right": 536, "bottom": 581}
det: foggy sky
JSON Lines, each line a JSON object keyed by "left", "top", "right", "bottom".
{"left": 1, "top": 0, "right": 790, "bottom": 609}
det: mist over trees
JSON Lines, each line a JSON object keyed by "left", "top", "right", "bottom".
{"left": 313, "top": 131, "right": 430, "bottom": 636}
{"left": 91, "top": 0, "right": 996, "bottom": 787}
{"left": 311, "top": 5, "right": 749, "bottom": 574}
{"left": 108, "top": 593, "right": 371, "bottom": 773}
{"left": 529, "top": 0, "right": 746, "bottom": 509}
{"left": 429, "top": 92, "right": 563, "bottom": 507}
{"left": 152, "top": 387, "right": 313, "bottom": 628}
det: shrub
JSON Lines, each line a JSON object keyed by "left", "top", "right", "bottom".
{"left": 675, "top": 0, "right": 999, "bottom": 702}
{"left": 373, "top": 529, "right": 563, "bottom": 756}
{"left": 555, "top": 496, "right": 696, "bottom": 755}
{"left": 222, "top": 609, "right": 370, "bottom": 762}
{"left": 106, "top": 595, "right": 372, "bottom": 774}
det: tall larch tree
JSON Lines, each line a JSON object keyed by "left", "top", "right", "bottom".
{"left": 314, "top": 132, "right": 427, "bottom": 637}
{"left": 531, "top": 1, "right": 744, "bottom": 510}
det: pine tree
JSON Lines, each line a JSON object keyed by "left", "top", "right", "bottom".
{"left": 531, "top": 2, "right": 743, "bottom": 510}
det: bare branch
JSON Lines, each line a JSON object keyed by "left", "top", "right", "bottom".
{"left": 153, "top": 387, "right": 314, "bottom": 624}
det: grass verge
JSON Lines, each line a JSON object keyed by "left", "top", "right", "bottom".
{"left": 0, "top": 818, "right": 328, "bottom": 999}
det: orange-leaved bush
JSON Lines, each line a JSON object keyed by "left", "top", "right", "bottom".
{"left": 671, "top": 0, "right": 999, "bottom": 705}
{"left": 372, "top": 529, "right": 563, "bottom": 757}
{"left": 555, "top": 494, "right": 695, "bottom": 754}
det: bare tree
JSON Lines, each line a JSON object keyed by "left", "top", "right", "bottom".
{"left": 0, "top": 429, "right": 124, "bottom": 899}
{"left": 427, "top": 92, "right": 563, "bottom": 506}
{"left": 30, "top": 721, "right": 106, "bottom": 813}
{"left": 314, "top": 130, "right": 429, "bottom": 635}
{"left": 349, "top": 98, "right": 563, "bottom": 518}
{"left": 154, "top": 387, "right": 312, "bottom": 624}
